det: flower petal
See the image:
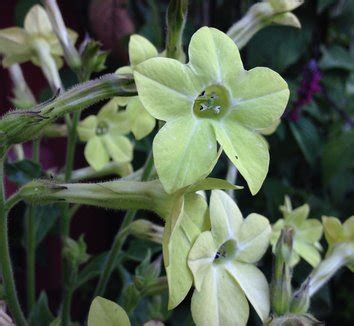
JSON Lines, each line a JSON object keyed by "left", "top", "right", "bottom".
{"left": 101, "top": 135, "right": 133, "bottom": 163}
{"left": 188, "top": 27, "right": 244, "bottom": 86}
{"left": 24, "top": 5, "right": 53, "bottom": 37}
{"left": 286, "top": 204, "right": 310, "bottom": 227}
{"left": 343, "top": 216, "right": 354, "bottom": 241}
{"left": 77, "top": 115, "right": 97, "bottom": 142}
{"left": 322, "top": 216, "right": 345, "bottom": 247}
{"left": 215, "top": 121, "right": 269, "bottom": 195}
{"left": 163, "top": 194, "right": 209, "bottom": 309}
{"left": 153, "top": 118, "right": 217, "bottom": 193}
{"left": 129, "top": 34, "right": 158, "bottom": 67}
{"left": 191, "top": 266, "right": 249, "bottom": 326}
{"left": 0, "top": 27, "right": 30, "bottom": 56}
{"left": 294, "top": 241, "right": 321, "bottom": 267}
{"left": 85, "top": 137, "right": 109, "bottom": 171}
{"left": 134, "top": 57, "right": 197, "bottom": 121}
{"left": 226, "top": 261, "right": 270, "bottom": 322}
{"left": 228, "top": 67, "right": 289, "bottom": 129}
{"left": 126, "top": 97, "right": 156, "bottom": 140}
{"left": 209, "top": 190, "right": 243, "bottom": 246}
{"left": 235, "top": 213, "right": 271, "bottom": 263}
{"left": 188, "top": 231, "right": 216, "bottom": 291}
{"left": 298, "top": 219, "right": 323, "bottom": 243}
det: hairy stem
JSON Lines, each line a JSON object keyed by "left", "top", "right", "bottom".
{"left": 0, "top": 150, "right": 27, "bottom": 326}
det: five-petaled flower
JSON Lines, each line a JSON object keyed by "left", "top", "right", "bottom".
{"left": 271, "top": 196, "right": 323, "bottom": 267}
{"left": 77, "top": 100, "right": 133, "bottom": 171}
{"left": 188, "top": 190, "right": 271, "bottom": 325}
{"left": 134, "top": 27, "right": 289, "bottom": 195}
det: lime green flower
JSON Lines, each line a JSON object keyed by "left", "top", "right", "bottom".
{"left": 0, "top": 5, "right": 77, "bottom": 68}
{"left": 271, "top": 197, "right": 323, "bottom": 267}
{"left": 114, "top": 35, "right": 157, "bottom": 140}
{"left": 77, "top": 100, "right": 133, "bottom": 171}
{"left": 322, "top": 215, "right": 354, "bottom": 271}
{"left": 188, "top": 190, "right": 271, "bottom": 325}
{"left": 134, "top": 27, "right": 289, "bottom": 194}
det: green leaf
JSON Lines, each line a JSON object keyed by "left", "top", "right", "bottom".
{"left": 34, "top": 204, "right": 60, "bottom": 247}
{"left": 289, "top": 118, "right": 321, "bottom": 167}
{"left": 319, "top": 46, "right": 354, "bottom": 71}
{"left": 5, "top": 159, "right": 41, "bottom": 185}
{"left": 153, "top": 118, "right": 217, "bottom": 193}
{"left": 29, "top": 292, "right": 55, "bottom": 326}
{"left": 88, "top": 297, "right": 130, "bottom": 326}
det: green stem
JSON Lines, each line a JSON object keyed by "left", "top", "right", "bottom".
{"left": 93, "top": 152, "right": 155, "bottom": 297}
{"left": 25, "top": 139, "right": 40, "bottom": 313}
{"left": 61, "top": 268, "right": 77, "bottom": 326}
{"left": 0, "top": 150, "right": 27, "bottom": 326}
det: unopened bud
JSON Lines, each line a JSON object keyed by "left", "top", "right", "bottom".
{"left": 130, "top": 219, "right": 164, "bottom": 244}
{"left": 0, "top": 74, "right": 136, "bottom": 146}
{"left": 63, "top": 235, "right": 90, "bottom": 268}
{"left": 166, "top": 0, "right": 188, "bottom": 60}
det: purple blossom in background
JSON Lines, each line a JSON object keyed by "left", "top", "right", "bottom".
{"left": 289, "top": 59, "right": 322, "bottom": 122}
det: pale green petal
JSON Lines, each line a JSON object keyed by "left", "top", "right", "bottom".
{"left": 188, "top": 231, "right": 217, "bottom": 291}
{"left": 0, "top": 27, "right": 30, "bottom": 56}
{"left": 322, "top": 216, "right": 345, "bottom": 247}
{"left": 163, "top": 194, "right": 209, "bottom": 309}
{"left": 24, "top": 5, "right": 53, "bottom": 37}
{"left": 191, "top": 266, "right": 249, "bottom": 326}
{"left": 188, "top": 177, "right": 242, "bottom": 193}
{"left": 134, "top": 58, "right": 197, "bottom": 121}
{"left": 2, "top": 53, "right": 32, "bottom": 67}
{"left": 116, "top": 66, "right": 133, "bottom": 75}
{"left": 101, "top": 135, "right": 133, "bottom": 163}
{"left": 343, "top": 216, "right": 354, "bottom": 241}
{"left": 298, "top": 219, "right": 323, "bottom": 243}
{"left": 215, "top": 121, "right": 269, "bottom": 195}
{"left": 286, "top": 204, "right": 309, "bottom": 227}
{"left": 228, "top": 67, "right": 289, "bottom": 129}
{"left": 77, "top": 115, "right": 97, "bottom": 142}
{"left": 188, "top": 27, "right": 244, "bottom": 88}
{"left": 294, "top": 241, "right": 321, "bottom": 267}
{"left": 88, "top": 297, "right": 130, "bottom": 326}
{"left": 209, "top": 190, "right": 243, "bottom": 246}
{"left": 129, "top": 34, "right": 158, "bottom": 67}
{"left": 235, "top": 213, "right": 271, "bottom": 263}
{"left": 226, "top": 261, "right": 270, "bottom": 322}
{"left": 85, "top": 137, "right": 109, "bottom": 171}
{"left": 126, "top": 97, "right": 155, "bottom": 140}
{"left": 153, "top": 118, "right": 217, "bottom": 193}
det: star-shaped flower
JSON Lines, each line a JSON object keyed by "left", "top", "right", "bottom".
{"left": 77, "top": 100, "right": 133, "bottom": 171}
{"left": 0, "top": 5, "right": 77, "bottom": 67}
{"left": 114, "top": 35, "right": 157, "bottom": 140}
{"left": 188, "top": 190, "right": 271, "bottom": 325}
{"left": 271, "top": 197, "right": 323, "bottom": 267}
{"left": 134, "top": 27, "right": 289, "bottom": 194}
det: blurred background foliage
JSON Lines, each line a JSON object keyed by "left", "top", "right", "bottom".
{"left": 1, "top": 0, "right": 354, "bottom": 324}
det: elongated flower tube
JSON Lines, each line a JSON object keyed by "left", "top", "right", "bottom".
{"left": 227, "top": 0, "right": 303, "bottom": 49}
{"left": 0, "top": 74, "right": 136, "bottom": 147}
{"left": 188, "top": 190, "right": 271, "bottom": 325}
{"left": 44, "top": 0, "right": 81, "bottom": 70}
{"left": 134, "top": 27, "right": 289, "bottom": 195}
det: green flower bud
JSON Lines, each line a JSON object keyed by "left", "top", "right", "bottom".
{"left": 227, "top": 0, "right": 303, "bottom": 49}
{"left": 166, "top": 0, "right": 188, "bottom": 60}
{"left": 130, "top": 220, "right": 164, "bottom": 244}
{"left": 0, "top": 74, "right": 136, "bottom": 147}
{"left": 62, "top": 235, "right": 90, "bottom": 268}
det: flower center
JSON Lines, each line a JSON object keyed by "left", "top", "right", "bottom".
{"left": 96, "top": 121, "right": 109, "bottom": 136}
{"left": 193, "top": 85, "right": 231, "bottom": 119}
{"left": 214, "top": 239, "right": 237, "bottom": 264}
